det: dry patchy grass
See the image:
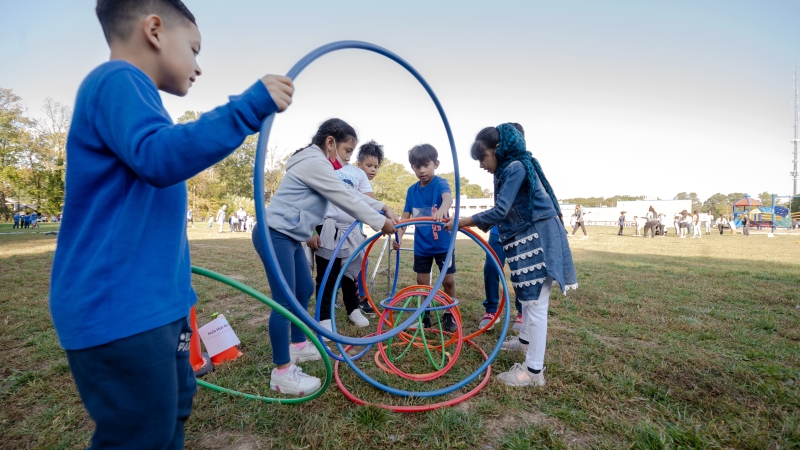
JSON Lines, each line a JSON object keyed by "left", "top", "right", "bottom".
{"left": 1, "top": 223, "right": 799, "bottom": 449}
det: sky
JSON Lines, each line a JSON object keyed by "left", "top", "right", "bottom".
{"left": 2, "top": 0, "right": 799, "bottom": 201}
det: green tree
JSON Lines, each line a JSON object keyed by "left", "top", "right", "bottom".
{"left": 438, "top": 172, "right": 491, "bottom": 199}
{"left": 371, "top": 159, "right": 417, "bottom": 212}
{"left": 757, "top": 191, "right": 780, "bottom": 206}
{"left": 674, "top": 192, "right": 702, "bottom": 211}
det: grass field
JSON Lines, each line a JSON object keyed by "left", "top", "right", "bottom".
{"left": 1, "top": 222, "right": 799, "bottom": 449}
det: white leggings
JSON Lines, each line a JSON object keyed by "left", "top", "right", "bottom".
{"left": 519, "top": 276, "right": 552, "bottom": 371}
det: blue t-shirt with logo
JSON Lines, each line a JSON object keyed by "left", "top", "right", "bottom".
{"left": 403, "top": 175, "right": 451, "bottom": 256}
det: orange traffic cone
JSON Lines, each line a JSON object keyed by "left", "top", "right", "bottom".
{"left": 209, "top": 314, "right": 243, "bottom": 364}
{"left": 189, "top": 306, "right": 214, "bottom": 377}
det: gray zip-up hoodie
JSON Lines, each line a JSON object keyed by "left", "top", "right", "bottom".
{"left": 265, "top": 145, "right": 385, "bottom": 242}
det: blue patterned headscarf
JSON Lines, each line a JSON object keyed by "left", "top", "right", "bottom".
{"left": 495, "top": 123, "right": 562, "bottom": 216}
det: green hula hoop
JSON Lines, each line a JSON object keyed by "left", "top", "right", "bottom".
{"left": 191, "top": 266, "right": 333, "bottom": 404}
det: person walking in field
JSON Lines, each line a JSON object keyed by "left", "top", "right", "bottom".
{"left": 617, "top": 211, "right": 626, "bottom": 236}
{"left": 569, "top": 205, "right": 588, "bottom": 239}
{"left": 206, "top": 212, "right": 214, "bottom": 229}
{"left": 216, "top": 205, "right": 227, "bottom": 233}
{"left": 705, "top": 211, "right": 714, "bottom": 235}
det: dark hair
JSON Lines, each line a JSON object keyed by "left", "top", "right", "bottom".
{"left": 470, "top": 123, "right": 524, "bottom": 161}
{"left": 295, "top": 118, "right": 357, "bottom": 155}
{"left": 96, "top": 0, "right": 196, "bottom": 44}
{"left": 408, "top": 144, "right": 438, "bottom": 167}
{"left": 357, "top": 140, "right": 384, "bottom": 165}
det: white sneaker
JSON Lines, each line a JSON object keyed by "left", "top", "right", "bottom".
{"left": 289, "top": 342, "right": 321, "bottom": 363}
{"left": 348, "top": 309, "right": 370, "bottom": 327}
{"left": 319, "top": 319, "right": 332, "bottom": 342}
{"left": 567, "top": 234, "right": 573, "bottom": 238}
{"left": 497, "top": 363, "right": 545, "bottom": 387}
{"left": 270, "top": 365, "right": 322, "bottom": 396}
{"left": 501, "top": 336, "right": 529, "bottom": 352}
{"left": 580, "top": 235, "right": 589, "bottom": 240}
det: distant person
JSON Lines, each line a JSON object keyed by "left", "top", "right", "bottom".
{"left": 617, "top": 211, "right": 626, "bottom": 236}
{"left": 245, "top": 214, "right": 254, "bottom": 232}
{"left": 206, "top": 212, "right": 214, "bottom": 229}
{"left": 632, "top": 216, "right": 644, "bottom": 236}
{"left": 229, "top": 213, "right": 238, "bottom": 232}
{"left": 741, "top": 214, "right": 750, "bottom": 236}
{"left": 716, "top": 216, "right": 727, "bottom": 235}
{"left": 642, "top": 206, "right": 658, "bottom": 238}
{"left": 236, "top": 207, "right": 246, "bottom": 231}
{"left": 705, "top": 211, "right": 714, "bottom": 235}
{"left": 692, "top": 210, "right": 701, "bottom": 238}
{"left": 658, "top": 213, "right": 668, "bottom": 237}
{"left": 186, "top": 209, "right": 193, "bottom": 228}
{"left": 12, "top": 212, "right": 20, "bottom": 229}
{"left": 30, "top": 212, "right": 39, "bottom": 228}
{"left": 216, "top": 205, "right": 227, "bottom": 233}
{"left": 569, "top": 205, "right": 588, "bottom": 239}
{"left": 678, "top": 210, "right": 690, "bottom": 238}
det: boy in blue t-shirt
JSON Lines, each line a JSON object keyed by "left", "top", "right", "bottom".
{"left": 48, "top": 1, "right": 293, "bottom": 447}
{"left": 394, "top": 144, "right": 457, "bottom": 332}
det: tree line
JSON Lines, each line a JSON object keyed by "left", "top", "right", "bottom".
{"left": 1, "top": 88, "right": 70, "bottom": 218}
{"left": 4, "top": 89, "right": 793, "bottom": 222}
{"left": 562, "top": 192, "right": 799, "bottom": 216}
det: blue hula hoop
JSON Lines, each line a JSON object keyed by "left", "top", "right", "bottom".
{"left": 253, "top": 41, "right": 460, "bottom": 346}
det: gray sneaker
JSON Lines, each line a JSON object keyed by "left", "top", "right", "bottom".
{"left": 497, "top": 363, "right": 545, "bottom": 387}
{"left": 501, "top": 336, "right": 529, "bottom": 352}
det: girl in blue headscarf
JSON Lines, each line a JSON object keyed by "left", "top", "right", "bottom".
{"left": 445, "top": 122, "right": 577, "bottom": 388}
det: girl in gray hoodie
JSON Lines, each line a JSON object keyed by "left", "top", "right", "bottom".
{"left": 253, "top": 119, "right": 397, "bottom": 396}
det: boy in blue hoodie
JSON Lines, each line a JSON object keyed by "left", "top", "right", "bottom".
{"left": 49, "top": 1, "right": 293, "bottom": 447}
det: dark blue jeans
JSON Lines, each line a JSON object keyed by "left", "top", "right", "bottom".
{"left": 483, "top": 232, "right": 522, "bottom": 315}
{"left": 65, "top": 317, "right": 196, "bottom": 449}
{"left": 254, "top": 228, "right": 313, "bottom": 365}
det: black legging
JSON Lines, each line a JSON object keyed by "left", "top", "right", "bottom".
{"left": 618, "top": 224, "right": 624, "bottom": 235}
{"left": 718, "top": 224, "right": 724, "bottom": 235}
{"left": 572, "top": 221, "right": 587, "bottom": 236}
{"left": 315, "top": 253, "right": 360, "bottom": 320}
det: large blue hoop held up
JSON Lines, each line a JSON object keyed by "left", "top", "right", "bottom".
{"left": 253, "top": 41, "right": 461, "bottom": 346}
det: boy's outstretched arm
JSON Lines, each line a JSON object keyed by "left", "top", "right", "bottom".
{"left": 96, "top": 70, "right": 291, "bottom": 188}
{"left": 433, "top": 192, "right": 453, "bottom": 222}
